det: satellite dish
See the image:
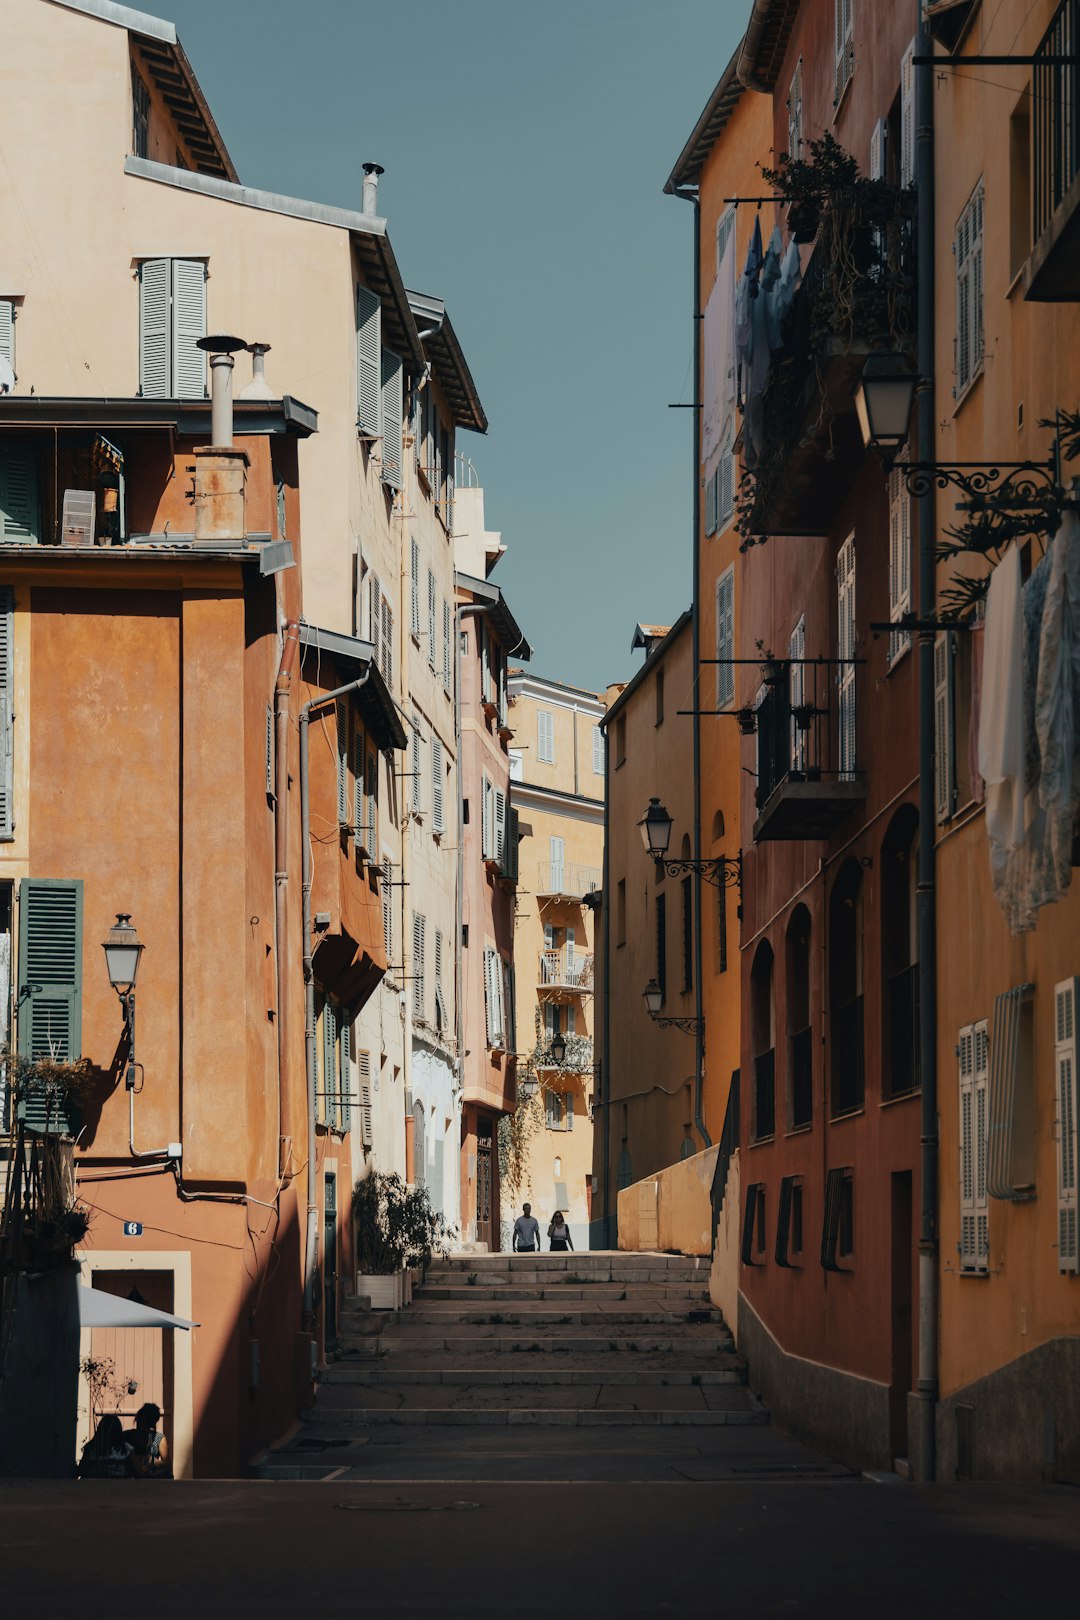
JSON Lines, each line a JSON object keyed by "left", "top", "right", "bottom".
{"left": 0, "top": 355, "right": 14, "bottom": 394}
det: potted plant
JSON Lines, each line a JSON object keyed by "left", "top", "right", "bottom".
{"left": 353, "top": 1170, "right": 452, "bottom": 1309}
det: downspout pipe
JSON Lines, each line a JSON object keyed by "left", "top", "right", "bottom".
{"left": 914, "top": 4, "right": 939, "bottom": 1484}
{"left": 300, "top": 668, "right": 372, "bottom": 1328}
{"left": 275, "top": 621, "right": 300, "bottom": 1171}
{"left": 453, "top": 602, "right": 496, "bottom": 1097}
{"left": 601, "top": 712, "right": 612, "bottom": 1245}
{"left": 674, "top": 182, "right": 710, "bottom": 1152}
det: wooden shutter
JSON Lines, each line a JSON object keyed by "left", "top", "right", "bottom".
{"left": 0, "top": 300, "right": 13, "bottom": 369}
{"left": 592, "top": 726, "right": 604, "bottom": 776}
{"left": 339, "top": 1012, "right": 352, "bottom": 1132}
{"left": 537, "top": 709, "right": 554, "bottom": 763}
{"left": 787, "top": 59, "right": 803, "bottom": 158}
{"left": 508, "top": 807, "right": 520, "bottom": 884}
{"left": 900, "top": 39, "right": 916, "bottom": 186}
{"left": 356, "top": 284, "right": 382, "bottom": 438}
{"left": 411, "top": 722, "right": 422, "bottom": 815}
{"left": 1055, "top": 979, "right": 1079, "bottom": 1274}
{"left": 172, "top": 260, "right": 207, "bottom": 400}
{"left": 365, "top": 744, "right": 379, "bottom": 862}
{"left": 410, "top": 539, "right": 421, "bottom": 637}
{"left": 431, "top": 735, "right": 444, "bottom": 834}
{"left": 443, "top": 600, "right": 452, "bottom": 693}
{"left": 0, "top": 448, "right": 38, "bottom": 543}
{"left": 704, "top": 469, "right": 718, "bottom": 536}
{"left": 836, "top": 536, "right": 856, "bottom": 779}
{"left": 380, "top": 350, "right": 403, "bottom": 488}
{"left": 321, "top": 999, "right": 337, "bottom": 1127}
{"left": 934, "top": 633, "right": 954, "bottom": 822}
{"left": 380, "top": 595, "right": 393, "bottom": 691}
{"left": 869, "top": 118, "right": 887, "bottom": 182}
{"left": 973, "top": 1020, "right": 990, "bottom": 1269}
{"left": 834, "top": 0, "right": 854, "bottom": 105}
{"left": 358, "top": 1049, "right": 373, "bottom": 1148}
{"left": 368, "top": 573, "right": 382, "bottom": 673}
{"left": 139, "top": 259, "right": 171, "bottom": 397}
{"left": 336, "top": 700, "right": 349, "bottom": 826}
{"left": 888, "top": 468, "right": 911, "bottom": 663}
{"left": 17, "top": 879, "right": 83, "bottom": 1133}
{"left": 427, "top": 569, "right": 436, "bottom": 669}
{"left": 789, "top": 614, "right": 806, "bottom": 774}
{"left": 716, "top": 567, "right": 734, "bottom": 707}
{"left": 412, "top": 913, "right": 426, "bottom": 1020}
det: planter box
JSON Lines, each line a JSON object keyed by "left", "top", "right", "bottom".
{"left": 356, "top": 1270, "right": 412, "bottom": 1310}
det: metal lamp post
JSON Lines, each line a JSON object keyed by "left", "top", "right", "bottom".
{"left": 638, "top": 798, "right": 742, "bottom": 893}
{"left": 643, "top": 978, "right": 701, "bottom": 1036}
{"left": 101, "top": 913, "right": 144, "bottom": 1089}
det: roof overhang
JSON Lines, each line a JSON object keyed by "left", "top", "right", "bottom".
{"left": 736, "top": 0, "right": 800, "bottom": 93}
{"left": 665, "top": 47, "right": 745, "bottom": 193}
{"left": 455, "top": 571, "right": 531, "bottom": 661}
{"left": 0, "top": 394, "right": 317, "bottom": 436}
{"left": 408, "top": 290, "right": 487, "bottom": 433}
{"left": 299, "top": 623, "right": 407, "bottom": 751}
{"left": 603, "top": 610, "right": 693, "bottom": 728}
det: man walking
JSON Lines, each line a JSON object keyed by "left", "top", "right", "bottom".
{"left": 512, "top": 1202, "right": 541, "bottom": 1254}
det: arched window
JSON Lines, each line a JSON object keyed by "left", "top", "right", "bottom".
{"left": 882, "top": 806, "right": 919, "bottom": 1098}
{"left": 711, "top": 809, "right": 725, "bottom": 842}
{"left": 829, "top": 860, "right": 864, "bottom": 1116}
{"left": 750, "top": 941, "right": 775, "bottom": 1139}
{"left": 786, "top": 904, "right": 813, "bottom": 1129}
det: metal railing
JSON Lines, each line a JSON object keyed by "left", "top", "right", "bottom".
{"left": 755, "top": 664, "right": 855, "bottom": 808}
{"left": 1033, "top": 0, "right": 1080, "bottom": 241}
{"left": 536, "top": 862, "right": 601, "bottom": 899}
{"left": 538, "top": 950, "right": 594, "bottom": 991}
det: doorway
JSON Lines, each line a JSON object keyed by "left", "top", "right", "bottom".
{"left": 890, "top": 1171, "right": 913, "bottom": 1461}
{"left": 323, "top": 1171, "right": 338, "bottom": 1343}
{"left": 476, "top": 1121, "right": 493, "bottom": 1250}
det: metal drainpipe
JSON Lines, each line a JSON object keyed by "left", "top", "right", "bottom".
{"left": 601, "top": 710, "right": 612, "bottom": 1245}
{"left": 914, "top": 3, "right": 939, "bottom": 1484}
{"left": 675, "top": 183, "right": 710, "bottom": 1152}
{"left": 274, "top": 620, "right": 300, "bottom": 1166}
{"left": 300, "top": 669, "right": 372, "bottom": 1327}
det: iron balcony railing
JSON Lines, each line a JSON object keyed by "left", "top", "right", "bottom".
{"left": 538, "top": 949, "right": 594, "bottom": 992}
{"left": 755, "top": 664, "right": 858, "bottom": 808}
{"left": 536, "top": 862, "right": 601, "bottom": 899}
{"left": 1033, "top": 0, "right": 1080, "bottom": 242}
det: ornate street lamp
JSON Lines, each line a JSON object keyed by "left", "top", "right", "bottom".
{"left": 643, "top": 978, "right": 701, "bottom": 1036}
{"left": 550, "top": 1031, "right": 567, "bottom": 1067}
{"left": 101, "top": 914, "right": 144, "bottom": 1089}
{"left": 853, "top": 352, "right": 918, "bottom": 469}
{"left": 638, "top": 797, "right": 672, "bottom": 861}
{"left": 638, "top": 798, "right": 742, "bottom": 893}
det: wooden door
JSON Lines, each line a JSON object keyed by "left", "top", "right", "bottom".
{"left": 476, "top": 1124, "right": 493, "bottom": 1250}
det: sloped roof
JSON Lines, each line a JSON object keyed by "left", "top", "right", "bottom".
{"left": 665, "top": 47, "right": 744, "bottom": 193}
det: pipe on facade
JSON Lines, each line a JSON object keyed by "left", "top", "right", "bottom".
{"left": 914, "top": 4, "right": 939, "bottom": 1484}
{"left": 300, "top": 669, "right": 372, "bottom": 1327}
{"left": 601, "top": 692, "right": 612, "bottom": 1246}
{"left": 453, "top": 602, "right": 496, "bottom": 1112}
{"left": 274, "top": 620, "right": 301, "bottom": 1170}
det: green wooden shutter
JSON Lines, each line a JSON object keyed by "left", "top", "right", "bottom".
{"left": 0, "top": 586, "right": 14, "bottom": 838}
{"left": 366, "top": 744, "right": 379, "bottom": 863}
{"left": 0, "top": 447, "right": 39, "bottom": 543}
{"left": 340, "top": 1012, "right": 352, "bottom": 1132}
{"left": 17, "top": 878, "right": 83, "bottom": 1134}
{"left": 321, "top": 998, "right": 337, "bottom": 1127}
{"left": 356, "top": 285, "right": 382, "bottom": 438}
{"left": 380, "top": 351, "right": 403, "bottom": 488}
{"left": 139, "top": 258, "right": 171, "bottom": 396}
{"left": 508, "top": 808, "right": 519, "bottom": 883}
{"left": 172, "top": 259, "right": 207, "bottom": 400}
{"left": 410, "top": 538, "right": 421, "bottom": 636}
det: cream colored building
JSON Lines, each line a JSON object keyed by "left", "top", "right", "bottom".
{"left": 504, "top": 673, "right": 606, "bottom": 1250}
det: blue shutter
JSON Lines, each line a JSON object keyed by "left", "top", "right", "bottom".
{"left": 17, "top": 879, "right": 83, "bottom": 1134}
{"left": 321, "top": 999, "right": 337, "bottom": 1127}
{"left": 340, "top": 1013, "right": 352, "bottom": 1132}
{"left": 0, "top": 587, "right": 15, "bottom": 838}
{"left": 356, "top": 285, "right": 382, "bottom": 438}
{"left": 172, "top": 260, "right": 207, "bottom": 400}
{"left": 380, "top": 351, "right": 403, "bottom": 488}
{"left": 139, "top": 259, "right": 170, "bottom": 397}
{"left": 0, "top": 447, "right": 39, "bottom": 543}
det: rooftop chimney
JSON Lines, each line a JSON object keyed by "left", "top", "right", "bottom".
{"left": 362, "top": 162, "right": 384, "bottom": 217}
{"left": 196, "top": 333, "right": 248, "bottom": 447}
{"left": 193, "top": 334, "right": 250, "bottom": 545}
{"left": 238, "top": 342, "right": 274, "bottom": 402}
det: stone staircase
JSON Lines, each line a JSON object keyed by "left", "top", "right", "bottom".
{"left": 254, "top": 1252, "right": 768, "bottom": 1478}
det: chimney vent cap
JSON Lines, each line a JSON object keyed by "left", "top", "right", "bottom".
{"left": 362, "top": 162, "right": 385, "bottom": 177}
{"left": 196, "top": 334, "right": 248, "bottom": 354}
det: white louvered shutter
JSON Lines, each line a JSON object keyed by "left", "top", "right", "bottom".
{"left": 973, "top": 1020, "right": 990, "bottom": 1269}
{"left": 381, "top": 858, "right": 393, "bottom": 963}
{"left": 380, "top": 350, "right": 403, "bottom": 488}
{"left": 482, "top": 776, "right": 494, "bottom": 859}
{"left": 412, "top": 913, "right": 426, "bottom": 1020}
{"left": 719, "top": 426, "right": 734, "bottom": 528}
{"left": 0, "top": 587, "right": 13, "bottom": 839}
{"left": 266, "top": 703, "right": 274, "bottom": 798}
{"left": 834, "top": 0, "right": 854, "bottom": 106}
{"left": 504, "top": 959, "right": 516, "bottom": 1052}
{"left": 381, "top": 596, "right": 393, "bottom": 690}
{"left": 900, "top": 40, "right": 916, "bottom": 186}
{"left": 869, "top": 118, "right": 886, "bottom": 181}
{"left": 443, "top": 600, "right": 452, "bottom": 693}
{"left": 336, "top": 700, "right": 349, "bottom": 826}
{"left": 427, "top": 569, "right": 436, "bottom": 669}
{"left": 368, "top": 574, "right": 382, "bottom": 675}
{"left": 955, "top": 183, "right": 983, "bottom": 396}
{"left": 17, "top": 878, "right": 84, "bottom": 1134}
{"left": 139, "top": 259, "right": 170, "bottom": 397}
{"left": 432, "top": 736, "right": 444, "bottom": 834}
{"left": 445, "top": 460, "right": 454, "bottom": 536}
{"left": 172, "top": 260, "right": 207, "bottom": 400}
{"left": 789, "top": 615, "right": 806, "bottom": 775}
{"left": 0, "top": 447, "right": 38, "bottom": 543}
{"left": 1056, "top": 978, "right": 1079, "bottom": 1273}
{"left": 538, "top": 709, "right": 554, "bottom": 763}
{"left": 888, "top": 468, "right": 912, "bottom": 662}
{"left": 411, "top": 722, "right": 422, "bottom": 815}
{"left": 550, "top": 836, "right": 565, "bottom": 891}
{"left": 339, "top": 1013, "right": 352, "bottom": 1132}
{"left": 366, "top": 745, "right": 379, "bottom": 862}
{"left": 495, "top": 788, "right": 507, "bottom": 873}
{"left": 934, "top": 633, "right": 953, "bottom": 822}
{"left": 354, "top": 729, "right": 366, "bottom": 848}
{"left": 0, "top": 301, "right": 13, "bottom": 370}
{"left": 705, "top": 471, "right": 718, "bottom": 537}
{"left": 593, "top": 725, "right": 604, "bottom": 776}
{"left": 358, "top": 1049, "right": 373, "bottom": 1148}
{"left": 322, "top": 999, "right": 338, "bottom": 1127}
{"left": 716, "top": 567, "right": 734, "bottom": 707}
{"left": 410, "top": 539, "right": 421, "bottom": 637}
{"left": 958, "top": 1025, "right": 977, "bottom": 1270}
{"left": 836, "top": 537, "right": 856, "bottom": 780}
{"left": 356, "top": 284, "right": 382, "bottom": 438}
{"left": 484, "top": 948, "right": 497, "bottom": 1045}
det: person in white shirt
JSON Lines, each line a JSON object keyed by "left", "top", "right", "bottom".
{"left": 512, "top": 1203, "right": 540, "bottom": 1253}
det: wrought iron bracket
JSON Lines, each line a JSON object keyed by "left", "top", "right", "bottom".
{"left": 898, "top": 459, "right": 1057, "bottom": 502}
{"left": 647, "top": 1012, "right": 703, "bottom": 1035}
{"left": 655, "top": 852, "right": 742, "bottom": 893}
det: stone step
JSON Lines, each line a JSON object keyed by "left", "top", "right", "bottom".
{"left": 372, "top": 1334, "right": 735, "bottom": 1356}
{"left": 402, "top": 1307, "right": 725, "bottom": 1327}
{"left": 310, "top": 1381, "right": 754, "bottom": 1413}
{"left": 298, "top": 1404, "right": 766, "bottom": 1428}
{"left": 418, "top": 1285, "right": 713, "bottom": 1303}
{"left": 320, "top": 1363, "right": 744, "bottom": 1386}
{"left": 431, "top": 1259, "right": 709, "bottom": 1279}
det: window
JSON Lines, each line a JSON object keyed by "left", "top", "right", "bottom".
{"left": 680, "top": 876, "right": 693, "bottom": 994}
{"left": 888, "top": 469, "right": 912, "bottom": 663}
{"left": 830, "top": 860, "right": 864, "bottom": 1115}
{"left": 1009, "top": 97, "right": 1031, "bottom": 280}
{"left": 546, "top": 1088, "right": 574, "bottom": 1132}
{"left": 716, "top": 883, "right": 728, "bottom": 976}
{"left": 434, "top": 929, "right": 446, "bottom": 1032}
{"left": 0, "top": 449, "right": 37, "bottom": 543}
{"left": 410, "top": 539, "right": 421, "bottom": 638}
{"left": 410, "top": 719, "right": 423, "bottom": 816}
{"left": 776, "top": 1176, "right": 803, "bottom": 1266}
{"left": 741, "top": 1182, "right": 766, "bottom": 1265}
{"left": 131, "top": 65, "right": 150, "bottom": 158}
{"left": 482, "top": 776, "right": 494, "bottom": 860}
{"left": 616, "top": 879, "right": 626, "bottom": 946}
{"left": 836, "top": 535, "right": 856, "bottom": 780}
{"left": 934, "top": 632, "right": 954, "bottom": 822}
{"left": 427, "top": 569, "right": 436, "bottom": 670}
{"left": 380, "top": 350, "right": 403, "bottom": 488}
{"left": 592, "top": 725, "right": 605, "bottom": 775}
{"left": 751, "top": 943, "right": 775, "bottom": 1140}
{"left": 882, "top": 808, "right": 919, "bottom": 1099}
{"left": 356, "top": 732, "right": 380, "bottom": 861}
{"left": 834, "top": 0, "right": 854, "bottom": 108}
{"left": 503, "top": 957, "right": 517, "bottom": 1051}
{"left": 786, "top": 905, "right": 813, "bottom": 1129}
{"left": 509, "top": 749, "right": 523, "bottom": 782}
{"left": 431, "top": 735, "right": 444, "bottom": 835}
{"left": 715, "top": 567, "right": 734, "bottom": 708}
{"left": 549, "top": 834, "right": 565, "bottom": 890}
{"left": 412, "top": 913, "right": 426, "bottom": 1020}
{"left": 987, "top": 984, "right": 1036, "bottom": 1200}
{"left": 787, "top": 58, "right": 803, "bottom": 158}
{"left": 655, "top": 893, "right": 667, "bottom": 1002}
{"left": 821, "top": 1167, "right": 854, "bottom": 1269}
{"left": 138, "top": 259, "right": 206, "bottom": 399}
{"left": 1055, "top": 978, "right": 1079, "bottom": 1275}
{"left": 537, "top": 708, "right": 554, "bottom": 764}
{"left": 655, "top": 670, "right": 665, "bottom": 727}
{"left": 319, "top": 998, "right": 352, "bottom": 1133}
{"left": 507, "top": 808, "right": 519, "bottom": 883}
{"left": 958, "top": 1021, "right": 989, "bottom": 1274}
{"left": 356, "top": 284, "right": 381, "bottom": 438}
{"left": 0, "top": 299, "right": 15, "bottom": 382}
{"left": 615, "top": 713, "right": 626, "bottom": 767}
{"left": 16, "top": 878, "right": 83, "bottom": 1134}
{"left": 443, "top": 600, "right": 452, "bottom": 694}
{"left": 955, "top": 180, "right": 984, "bottom": 400}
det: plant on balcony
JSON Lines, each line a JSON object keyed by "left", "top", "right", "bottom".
{"left": 8, "top": 1053, "right": 93, "bottom": 1128}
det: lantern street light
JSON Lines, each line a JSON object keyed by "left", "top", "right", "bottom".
{"left": 853, "top": 352, "right": 918, "bottom": 470}
{"left": 550, "top": 1031, "right": 567, "bottom": 1067}
{"left": 642, "top": 979, "right": 701, "bottom": 1036}
{"left": 638, "top": 798, "right": 742, "bottom": 894}
{"left": 101, "top": 914, "right": 144, "bottom": 1090}
{"left": 638, "top": 797, "right": 672, "bottom": 861}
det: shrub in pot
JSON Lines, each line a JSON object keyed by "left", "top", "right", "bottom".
{"left": 353, "top": 1170, "right": 453, "bottom": 1309}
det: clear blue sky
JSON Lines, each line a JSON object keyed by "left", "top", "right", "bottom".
{"left": 164, "top": 0, "right": 744, "bottom": 691}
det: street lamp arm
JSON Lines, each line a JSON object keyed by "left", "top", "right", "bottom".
{"left": 655, "top": 853, "right": 742, "bottom": 892}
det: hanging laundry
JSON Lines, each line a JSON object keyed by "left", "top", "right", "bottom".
{"left": 760, "top": 225, "right": 783, "bottom": 290}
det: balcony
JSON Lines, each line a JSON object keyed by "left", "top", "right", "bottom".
{"left": 752, "top": 665, "right": 865, "bottom": 842}
{"left": 1025, "top": 0, "right": 1080, "bottom": 301}
{"left": 535, "top": 862, "right": 601, "bottom": 901}
{"left": 538, "top": 949, "right": 594, "bottom": 995}
{"left": 741, "top": 194, "right": 914, "bottom": 538}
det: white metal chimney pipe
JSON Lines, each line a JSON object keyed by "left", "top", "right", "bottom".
{"left": 362, "top": 161, "right": 384, "bottom": 216}
{"left": 197, "top": 334, "right": 249, "bottom": 447}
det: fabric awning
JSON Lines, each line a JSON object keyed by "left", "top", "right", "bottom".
{"left": 77, "top": 1285, "right": 199, "bottom": 1331}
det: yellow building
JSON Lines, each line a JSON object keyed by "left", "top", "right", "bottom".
{"left": 503, "top": 673, "right": 606, "bottom": 1250}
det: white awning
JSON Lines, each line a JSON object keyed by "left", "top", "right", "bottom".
{"left": 77, "top": 1284, "right": 199, "bottom": 1331}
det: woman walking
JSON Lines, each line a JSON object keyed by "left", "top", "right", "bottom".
{"left": 547, "top": 1211, "right": 573, "bottom": 1252}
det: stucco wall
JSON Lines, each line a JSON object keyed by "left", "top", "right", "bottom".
{"left": 617, "top": 1145, "right": 718, "bottom": 1257}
